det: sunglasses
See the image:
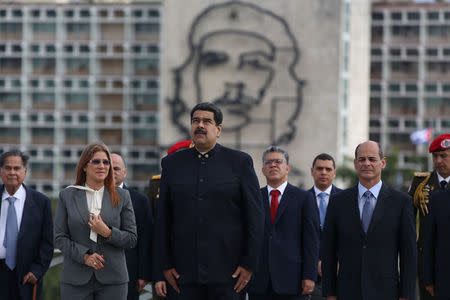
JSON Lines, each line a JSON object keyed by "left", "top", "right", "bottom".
{"left": 88, "top": 159, "right": 110, "bottom": 166}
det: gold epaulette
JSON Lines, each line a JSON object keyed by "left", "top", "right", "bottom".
{"left": 152, "top": 175, "right": 161, "bottom": 180}
{"left": 414, "top": 172, "right": 432, "bottom": 216}
{"left": 414, "top": 172, "right": 431, "bottom": 177}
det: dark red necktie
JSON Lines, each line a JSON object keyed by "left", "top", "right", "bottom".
{"left": 270, "top": 189, "right": 280, "bottom": 224}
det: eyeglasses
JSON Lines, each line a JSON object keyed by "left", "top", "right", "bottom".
{"left": 263, "top": 159, "right": 285, "bottom": 166}
{"left": 88, "top": 159, "right": 110, "bottom": 166}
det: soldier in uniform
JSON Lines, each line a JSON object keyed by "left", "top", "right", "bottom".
{"left": 409, "top": 133, "right": 450, "bottom": 300}
{"left": 147, "top": 140, "right": 193, "bottom": 300}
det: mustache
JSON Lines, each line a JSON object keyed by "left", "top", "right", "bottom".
{"left": 194, "top": 129, "right": 207, "bottom": 134}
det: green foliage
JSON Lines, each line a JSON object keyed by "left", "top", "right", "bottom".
{"left": 42, "top": 263, "right": 62, "bottom": 300}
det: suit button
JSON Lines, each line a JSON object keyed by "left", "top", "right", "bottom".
{"left": 199, "top": 197, "right": 203, "bottom": 201}
{"left": 362, "top": 245, "right": 367, "bottom": 249}
{"left": 199, "top": 178, "right": 204, "bottom": 182}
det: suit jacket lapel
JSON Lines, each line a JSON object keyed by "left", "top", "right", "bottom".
{"left": 367, "top": 183, "right": 390, "bottom": 234}
{"left": 74, "top": 188, "right": 90, "bottom": 224}
{"left": 100, "top": 189, "right": 112, "bottom": 224}
{"left": 261, "top": 187, "right": 271, "bottom": 227}
{"left": 273, "top": 183, "right": 291, "bottom": 225}
{"left": 350, "top": 186, "right": 366, "bottom": 236}
{"left": 17, "top": 185, "right": 33, "bottom": 241}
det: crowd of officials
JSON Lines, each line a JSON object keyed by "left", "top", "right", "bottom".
{"left": 0, "top": 101, "right": 448, "bottom": 300}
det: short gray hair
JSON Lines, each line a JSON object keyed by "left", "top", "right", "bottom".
{"left": 262, "top": 146, "right": 289, "bottom": 165}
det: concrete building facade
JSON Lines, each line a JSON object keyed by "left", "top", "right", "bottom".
{"left": 0, "top": 1, "right": 161, "bottom": 194}
{"left": 371, "top": 0, "right": 450, "bottom": 171}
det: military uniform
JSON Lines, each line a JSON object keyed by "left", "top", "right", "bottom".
{"left": 409, "top": 171, "right": 440, "bottom": 300}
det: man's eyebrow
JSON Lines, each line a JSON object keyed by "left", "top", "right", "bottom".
{"left": 240, "top": 51, "right": 274, "bottom": 61}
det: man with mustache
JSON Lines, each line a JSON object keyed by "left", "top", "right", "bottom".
{"left": 153, "top": 102, "right": 264, "bottom": 300}
{"left": 410, "top": 133, "right": 450, "bottom": 300}
{"left": 322, "top": 141, "right": 416, "bottom": 300}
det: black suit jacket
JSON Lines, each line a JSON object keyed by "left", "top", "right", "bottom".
{"left": 123, "top": 185, "right": 152, "bottom": 298}
{"left": 249, "top": 183, "right": 319, "bottom": 295}
{"left": 0, "top": 184, "right": 54, "bottom": 299}
{"left": 423, "top": 188, "right": 450, "bottom": 299}
{"left": 322, "top": 183, "right": 416, "bottom": 300}
{"left": 153, "top": 144, "right": 264, "bottom": 284}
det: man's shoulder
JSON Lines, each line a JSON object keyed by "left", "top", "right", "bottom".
{"left": 217, "top": 144, "right": 251, "bottom": 159}
{"left": 24, "top": 185, "right": 51, "bottom": 205}
{"left": 125, "top": 186, "right": 149, "bottom": 201}
{"left": 162, "top": 147, "right": 194, "bottom": 165}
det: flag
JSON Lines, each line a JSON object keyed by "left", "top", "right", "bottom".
{"left": 410, "top": 128, "right": 432, "bottom": 145}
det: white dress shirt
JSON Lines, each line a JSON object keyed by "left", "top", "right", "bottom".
{"left": 267, "top": 181, "right": 288, "bottom": 204}
{"left": 0, "top": 184, "right": 26, "bottom": 258}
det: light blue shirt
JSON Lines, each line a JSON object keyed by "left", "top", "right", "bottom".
{"left": 358, "top": 180, "right": 382, "bottom": 219}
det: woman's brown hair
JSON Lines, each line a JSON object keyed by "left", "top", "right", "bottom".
{"left": 75, "top": 142, "right": 119, "bottom": 207}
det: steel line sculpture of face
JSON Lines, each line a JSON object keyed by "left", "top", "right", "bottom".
{"left": 168, "top": 1, "right": 303, "bottom": 147}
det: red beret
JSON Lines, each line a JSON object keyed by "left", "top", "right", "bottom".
{"left": 429, "top": 133, "right": 450, "bottom": 153}
{"left": 167, "top": 140, "right": 194, "bottom": 155}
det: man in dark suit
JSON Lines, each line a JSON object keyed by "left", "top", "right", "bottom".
{"left": 248, "top": 146, "right": 319, "bottom": 300}
{"left": 409, "top": 133, "right": 450, "bottom": 300}
{"left": 111, "top": 153, "right": 153, "bottom": 300}
{"left": 423, "top": 187, "right": 450, "bottom": 300}
{"left": 308, "top": 153, "right": 341, "bottom": 300}
{"left": 153, "top": 102, "right": 264, "bottom": 300}
{"left": 422, "top": 134, "right": 450, "bottom": 300}
{"left": 0, "top": 150, "right": 53, "bottom": 300}
{"left": 322, "top": 141, "right": 417, "bottom": 300}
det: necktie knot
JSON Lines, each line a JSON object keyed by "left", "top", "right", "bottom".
{"left": 363, "top": 190, "right": 373, "bottom": 200}
{"left": 441, "top": 180, "right": 448, "bottom": 190}
{"left": 270, "top": 189, "right": 280, "bottom": 197}
{"left": 318, "top": 192, "right": 327, "bottom": 200}
{"left": 6, "top": 196, "right": 16, "bottom": 205}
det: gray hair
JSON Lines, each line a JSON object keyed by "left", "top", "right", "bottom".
{"left": 262, "top": 145, "right": 289, "bottom": 165}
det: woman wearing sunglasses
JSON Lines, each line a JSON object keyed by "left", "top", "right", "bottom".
{"left": 54, "top": 142, "right": 137, "bottom": 299}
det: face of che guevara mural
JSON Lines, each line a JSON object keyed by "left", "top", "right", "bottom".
{"left": 168, "top": 1, "right": 303, "bottom": 148}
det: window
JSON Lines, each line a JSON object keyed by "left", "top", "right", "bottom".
{"left": 33, "top": 23, "right": 56, "bottom": 34}
{"left": 372, "top": 12, "right": 383, "bottom": 21}
{"left": 65, "top": 10, "right": 74, "bottom": 18}
{"left": 406, "top": 48, "right": 418, "bottom": 56}
{"left": 12, "top": 10, "right": 22, "bottom": 18}
{"left": 133, "top": 10, "right": 142, "bottom": 18}
{"left": 147, "top": 80, "right": 158, "bottom": 88}
{"left": 390, "top": 48, "right": 401, "bottom": 56}
{"left": 426, "top": 48, "right": 438, "bottom": 56}
{"left": 66, "top": 23, "right": 89, "bottom": 34}
{"left": 405, "top": 120, "right": 417, "bottom": 128}
{"left": 389, "top": 84, "right": 400, "bottom": 92}
{"left": 46, "top": 45, "right": 56, "bottom": 53}
{"left": 80, "top": 10, "right": 90, "bottom": 18}
{"left": 45, "top": 115, "right": 54, "bottom": 122}
{"left": 370, "top": 84, "right": 382, "bottom": 92}
{"left": 31, "top": 45, "right": 39, "bottom": 53}
{"left": 391, "top": 12, "right": 402, "bottom": 21}
{"left": 407, "top": 12, "right": 420, "bottom": 21}
{"left": 135, "top": 23, "right": 160, "bottom": 34}
{"left": 149, "top": 10, "right": 160, "bottom": 17}
{"left": 405, "top": 84, "right": 417, "bottom": 92}
{"left": 46, "top": 10, "right": 56, "bottom": 18}
{"left": 63, "top": 115, "right": 72, "bottom": 122}
{"left": 427, "top": 11, "right": 439, "bottom": 20}
{"left": 426, "top": 84, "right": 437, "bottom": 92}
{"left": 371, "top": 48, "right": 382, "bottom": 56}
{"left": 11, "top": 79, "right": 21, "bottom": 87}
{"left": 45, "top": 80, "right": 55, "bottom": 88}
{"left": 148, "top": 45, "right": 159, "bottom": 53}
{"left": 31, "top": 10, "right": 40, "bottom": 18}
{"left": 80, "top": 45, "right": 90, "bottom": 53}
{"left": 12, "top": 45, "right": 22, "bottom": 52}
{"left": 11, "top": 114, "right": 20, "bottom": 122}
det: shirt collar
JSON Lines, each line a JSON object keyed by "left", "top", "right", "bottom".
{"left": 118, "top": 182, "right": 124, "bottom": 189}
{"left": 358, "top": 180, "right": 382, "bottom": 200}
{"left": 2, "top": 184, "right": 26, "bottom": 202}
{"left": 313, "top": 185, "right": 332, "bottom": 197}
{"left": 437, "top": 172, "right": 450, "bottom": 184}
{"left": 194, "top": 144, "right": 220, "bottom": 160}
{"left": 267, "top": 181, "right": 288, "bottom": 196}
